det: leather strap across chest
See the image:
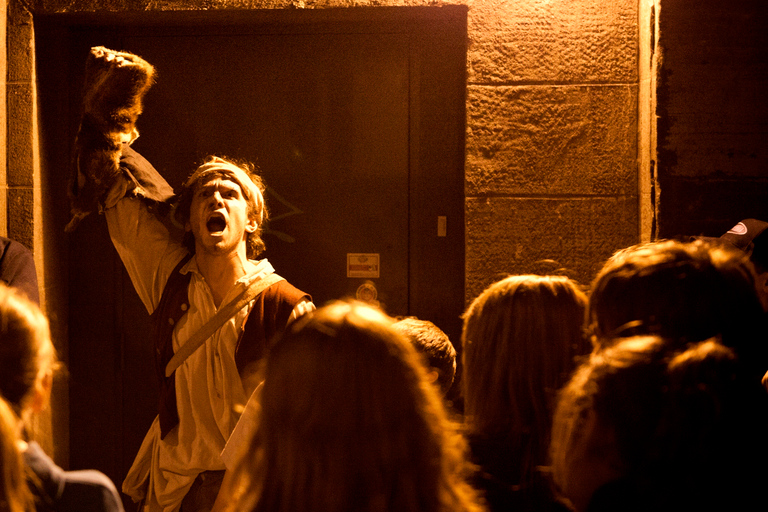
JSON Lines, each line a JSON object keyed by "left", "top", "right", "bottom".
{"left": 150, "top": 254, "right": 310, "bottom": 438}
{"left": 165, "top": 271, "right": 284, "bottom": 377}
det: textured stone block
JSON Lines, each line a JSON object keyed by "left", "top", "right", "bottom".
{"left": 7, "top": 83, "right": 34, "bottom": 188}
{"left": 466, "top": 84, "right": 638, "bottom": 195}
{"left": 0, "top": 186, "right": 6, "bottom": 237}
{"left": 7, "top": 16, "right": 33, "bottom": 82}
{"left": 468, "top": 0, "right": 637, "bottom": 84}
{"left": 7, "top": 187, "right": 34, "bottom": 249}
{"left": 465, "top": 195, "right": 638, "bottom": 302}
{"left": 7, "top": 1, "right": 32, "bottom": 26}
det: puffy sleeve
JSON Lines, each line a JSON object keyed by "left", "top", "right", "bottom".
{"left": 104, "top": 147, "right": 188, "bottom": 314}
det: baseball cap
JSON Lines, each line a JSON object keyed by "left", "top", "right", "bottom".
{"left": 720, "top": 219, "right": 768, "bottom": 253}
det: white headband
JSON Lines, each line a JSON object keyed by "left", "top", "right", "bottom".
{"left": 186, "top": 157, "right": 265, "bottom": 224}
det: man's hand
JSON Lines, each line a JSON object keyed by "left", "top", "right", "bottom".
{"left": 68, "top": 47, "right": 156, "bottom": 232}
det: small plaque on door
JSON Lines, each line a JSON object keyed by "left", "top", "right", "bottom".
{"left": 347, "top": 253, "right": 380, "bottom": 278}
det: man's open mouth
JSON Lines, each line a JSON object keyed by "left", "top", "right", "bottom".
{"left": 206, "top": 213, "right": 226, "bottom": 233}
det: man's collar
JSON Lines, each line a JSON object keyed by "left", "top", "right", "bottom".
{"left": 180, "top": 255, "right": 273, "bottom": 281}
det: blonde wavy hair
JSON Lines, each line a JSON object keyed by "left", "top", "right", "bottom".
{"left": 221, "top": 300, "right": 485, "bottom": 512}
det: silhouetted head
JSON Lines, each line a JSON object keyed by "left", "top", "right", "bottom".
{"left": 719, "top": 219, "right": 768, "bottom": 310}
{"left": 719, "top": 218, "right": 768, "bottom": 272}
{"left": 461, "top": 274, "right": 589, "bottom": 484}
{"left": 0, "top": 396, "right": 32, "bottom": 512}
{"left": 550, "top": 335, "right": 768, "bottom": 512}
{"left": 588, "top": 239, "right": 766, "bottom": 375}
{"left": 0, "top": 284, "right": 58, "bottom": 420}
{"left": 226, "top": 300, "right": 484, "bottom": 512}
{"left": 392, "top": 317, "right": 457, "bottom": 396}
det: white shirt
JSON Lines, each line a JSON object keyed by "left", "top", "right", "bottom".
{"left": 106, "top": 196, "right": 310, "bottom": 511}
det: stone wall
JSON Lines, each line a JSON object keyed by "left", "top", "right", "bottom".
{"left": 465, "top": 0, "right": 640, "bottom": 298}
{"left": 1, "top": 0, "right": 5, "bottom": 235}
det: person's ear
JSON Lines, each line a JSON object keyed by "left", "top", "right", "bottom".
{"left": 759, "top": 272, "right": 768, "bottom": 293}
{"left": 756, "top": 272, "right": 768, "bottom": 312}
{"left": 245, "top": 218, "right": 258, "bottom": 234}
{"left": 30, "top": 370, "right": 53, "bottom": 414}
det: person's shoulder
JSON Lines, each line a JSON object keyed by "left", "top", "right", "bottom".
{"left": 258, "top": 279, "right": 313, "bottom": 327}
{"left": 23, "top": 441, "right": 56, "bottom": 482}
{"left": 24, "top": 442, "right": 124, "bottom": 512}
{"left": 0, "top": 237, "right": 34, "bottom": 265}
{"left": 274, "top": 279, "right": 310, "bottom": 296}
{"left": 262, "top": 276, "right": 311, "bottom": 304}
{"left": 57, "top": 469, "right": 125, "bottom": 512}
{"left": 0, "top": 235, "right": 22, "bottom": 254}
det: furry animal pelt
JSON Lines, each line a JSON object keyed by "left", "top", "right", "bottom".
{"left": 67, "top": 46, "right": 156, "bottom": 232}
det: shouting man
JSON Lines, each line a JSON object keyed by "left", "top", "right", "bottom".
{"left": 70, "top": 47, "right": 313, "bottom": 511}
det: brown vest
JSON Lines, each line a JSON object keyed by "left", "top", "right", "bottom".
{"left": 151, "top": 255, "right": 310, "bottom": 438}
